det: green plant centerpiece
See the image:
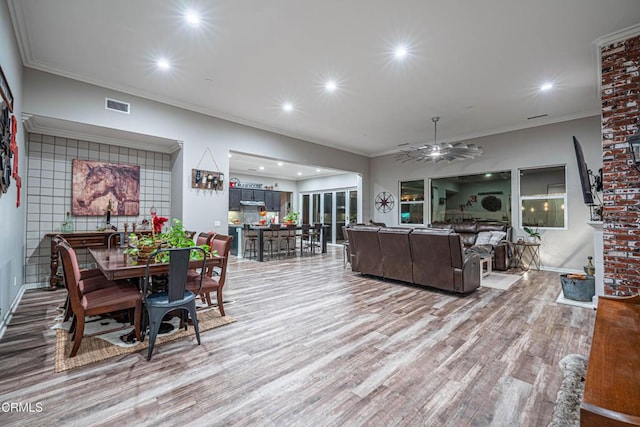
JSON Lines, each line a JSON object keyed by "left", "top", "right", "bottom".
{"left": 283, "top": 211, "right": 299, "bottom": 224}
{"left": 123, "top": 219, "right": 214, "bottom": 263}
{"left": 523, "top": 226, "right": 541, "bottom": 242}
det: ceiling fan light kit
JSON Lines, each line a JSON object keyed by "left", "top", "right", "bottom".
{"left": 395, "top": 116, "right": 483, "bottom": 163}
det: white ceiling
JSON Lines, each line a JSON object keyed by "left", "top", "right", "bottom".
{"left": 229, "top": 152, "right": 347, "bottom": 181}
{"left": 8, "top": 0, "right": 640, "bottom": 158}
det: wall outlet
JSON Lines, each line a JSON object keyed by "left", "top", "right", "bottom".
{"left": 214, "top": 221, "right": 221, "bottom": 226}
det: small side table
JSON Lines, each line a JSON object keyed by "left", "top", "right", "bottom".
{"left": 479, "top": 253, "right": 493, "bottom": 285}
{"left": 514, "top": 241, "right": 541, "bottom": 271}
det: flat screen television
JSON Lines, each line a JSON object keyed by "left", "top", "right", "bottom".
{"left": 572, "top": 136, "right": 594, "bottom": 205}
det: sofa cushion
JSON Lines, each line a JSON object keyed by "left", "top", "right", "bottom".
{"left": 475, "top": 231, "right": 492, "bottom": 245}
{"left": 488, "top": 231, "right": 507, "bottom": 245}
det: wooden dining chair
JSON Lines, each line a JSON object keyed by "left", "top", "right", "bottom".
{"left": 57, "top": 240, "right": 142, "bottom": 357}
{"left": 186, "top": 234, "right": 233, "bottom": 316}
{"left": 54, "top": 235, "right": 126, "bottom": 323}
{"left": 143, "top": 246, "right": 207, "bottom": 361}
{"left": 187, "top": 232, "right": 216, "bottom": 282}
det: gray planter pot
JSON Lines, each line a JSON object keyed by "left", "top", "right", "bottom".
{"left": 560, "top": 274, "right": 595, "bottom": 302}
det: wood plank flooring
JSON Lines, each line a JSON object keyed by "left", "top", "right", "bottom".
{"left": 0, "top": 247, "right": 595, "bottom": 426}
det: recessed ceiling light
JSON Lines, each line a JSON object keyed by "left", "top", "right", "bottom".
{"left": 228, "top": 153, "right": 232, "bottom": 158}
{"left": 157, "top": 58, "right": 171, "bottom": 70}
{"left": 185, "top": 10, "right": 201, "bottom": 26}
{"left": 325, "top": 80, "right": 337, "bottom": 92}
{"left": 540, "top": 82, "right": 553, "bottom": 91}
{"left": 297, "top": 172, "right": 302, "bottom": 176}
{"left": 316, "top": 169, "right": 321, "bottom": 172}
{"left": 283, "top": 102, "right": 294, "bottom": 112}
{"left": 485, "top": 173, "right": 492, "bottom": 177}
{"left": 394, "top": 45, "right": 408, "bottom": 59}
{"left": 277, "top": 162, "right": 283, "bottom": 166}
{"left": 259, "top": 166, "right": 265, "bottom": 170}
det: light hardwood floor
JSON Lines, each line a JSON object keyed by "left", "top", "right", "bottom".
{"left": 0, "top": 247, "right": 595, "bottom": 426}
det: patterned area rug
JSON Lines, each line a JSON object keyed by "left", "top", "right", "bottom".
{"left": 54, "top": 308, "right": 235, "bottom": 372}
{"left": 548, "top": 354, "right": 588, "bottom": 427}
{"left": 481, "top": 272, "right": 523, "bottom": 290}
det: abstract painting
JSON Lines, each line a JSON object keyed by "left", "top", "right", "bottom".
{"left": 72, "top": 160, "right": 140, "bottom": 216}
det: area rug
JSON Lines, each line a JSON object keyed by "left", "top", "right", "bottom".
{"left": 54, "top": 308, "right": 235, "bottom": 372}
{"left": 548, "top": 354, "right": 588, "bottom": 427}
{"left": 481, "top": 272, "right": 522, "bottom": 290}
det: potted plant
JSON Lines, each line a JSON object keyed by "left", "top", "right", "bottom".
{"left": 123, "top": 219, "right": 213, "bottom": 264}
{"left": 283, "top": 211, "right": 299, "bottom": 225}
{"left": 523, "top": 226, "right": 541, "bottom": 243}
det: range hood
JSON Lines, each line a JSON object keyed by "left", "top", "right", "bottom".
{"left": 240, "top": 200, "right": 266, "bottom": 206}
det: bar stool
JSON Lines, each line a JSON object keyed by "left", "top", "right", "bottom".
{"left": 300, "top": 224, "right": 312, "bottom": 255}
{"left": 307, "top": 223, "right": 322, "bottom": 255}
{"left": 264, "top": 223, "right": 281, "bottom": 259}
{"left": 243, "top": 224, "right": 257, "bottom": 259}
{"left": 280, "top": 224, "right": 297, "bottom": 256}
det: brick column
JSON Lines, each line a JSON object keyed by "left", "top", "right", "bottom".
{"left": 601, "top": 35, "right": 640, "bottom": 295}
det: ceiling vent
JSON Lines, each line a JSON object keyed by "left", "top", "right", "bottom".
{"left": 105, "top": 98, "right": 130, "bottom": 114}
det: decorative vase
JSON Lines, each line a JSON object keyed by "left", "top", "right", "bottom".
{"left": 527, "top": 236, "right": 537, "bottom": 243}
{"left": 583, "top": 256, "right": 595, "bottom": 276}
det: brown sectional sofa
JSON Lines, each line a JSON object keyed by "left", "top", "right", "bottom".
{"left": 347, "top": 226, "right": 481, "bottom": 294}
{"left": 431, "top": 221, "right": 512, "bottom": 271}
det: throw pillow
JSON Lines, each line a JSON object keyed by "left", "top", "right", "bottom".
{"left": 489, "top": 231, "right": 507, "bottom": 245}
{"left": 475, "top": 231, "right": 492, "bottom": 245}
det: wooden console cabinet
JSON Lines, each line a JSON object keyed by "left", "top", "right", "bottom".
{"left": 45, "top": 231, "right": 120, "bottom": 289}
{"left": 580, "top": 295, "right": 640, "bottom": 426}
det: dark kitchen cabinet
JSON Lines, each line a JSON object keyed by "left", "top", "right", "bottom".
{"left": 265, "top": 191, "right": 281, "bottom": 211}
{"left": 229, "top": 188, "right": 242, "bottom": 210}
{"left": 240, "top": 189, "right": 265, "bottom": 202}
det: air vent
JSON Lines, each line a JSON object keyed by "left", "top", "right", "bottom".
{"left": 105, "top": 98, "right": 130, "bottom": 114}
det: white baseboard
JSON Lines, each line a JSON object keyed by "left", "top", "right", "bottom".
{"left": 0, "top": 285, "right": 26, "bottom": 342}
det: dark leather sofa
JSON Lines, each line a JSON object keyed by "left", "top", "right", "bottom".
{"left": 431, "top": 221, "right": 512, "bottom": 271}
{"left": 348, "top": 226, "right": 481, "bottom": 294}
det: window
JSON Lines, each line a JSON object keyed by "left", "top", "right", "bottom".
{"left": 400, "top": 180, "right": 424, "bottom": 224}
{"left": 519, "top": 166, "right": 567, "bottom": 229}
{"left": 430, "top": 171, "right": 511, "bottom": 224}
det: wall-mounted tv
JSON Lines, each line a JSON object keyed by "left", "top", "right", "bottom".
{"left": 572, "top": 136, "right": 594, "bottom": 205}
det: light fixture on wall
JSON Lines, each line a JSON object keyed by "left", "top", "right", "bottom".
{"left": 628, "top": 130, "right": 640, "bottom": 172}
{"left": 395, "top": 116, "right": 482, "bottom": 163}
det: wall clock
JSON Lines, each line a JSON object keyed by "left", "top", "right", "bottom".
{"left": 375, "top": 192, "right": 394, "bottom": 213}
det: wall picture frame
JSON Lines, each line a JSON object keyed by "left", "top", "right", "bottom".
{"left": 0, "top": 66, "right": 14, "bottom": 113}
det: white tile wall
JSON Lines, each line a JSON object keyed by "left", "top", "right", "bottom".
{"left": 25, "top": 133, "right": 172, "bottom": 287}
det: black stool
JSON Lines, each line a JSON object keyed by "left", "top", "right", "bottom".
{"left": 280, "top": 224, "right": 297, "bottom": 256}
{"left": 264, "top": 223, "right": 281, "bottom": 259}
{"left": 243, "top": 224, "right": 257, "bottom": 259}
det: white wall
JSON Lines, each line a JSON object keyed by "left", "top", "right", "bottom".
{"left": 371, "top": 116, "right": 602, "bottom": 271}
{"left": 297, "top": 173, "right": 360, "bottom": 193}
{"left": 0, "top": 0, "right": 25, "bottom": 331}
{"left": 22, "top": 69, "right": 372, "bottom": 235}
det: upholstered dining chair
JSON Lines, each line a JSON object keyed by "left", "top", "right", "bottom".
{"left": 142, "top": 246, "right": 207, "bottom": 361}
{"left": 187, "top": 232, "right": 215, "bottom": 282}
{"left": 186, "top": 234, "right": 233, "bottom": 316}
{"left": 54, "top": 235, "right": 114, "bottom": 322}
{"left": 57, "top": 240, "right": 142, "bottom": 357}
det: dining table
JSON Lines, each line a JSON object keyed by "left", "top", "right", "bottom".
{"left": 88, "top": 247, "right": 224, "bottom": 281}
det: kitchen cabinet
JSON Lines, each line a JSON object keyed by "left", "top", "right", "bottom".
{"left": 229, "top": 188, "right": 242, "bottom": 210}
{"left": 265, "top": 191, "right": 281, "bottom": 211}
{"left": 241, "top": 189, "right": 265, "bottom": 202}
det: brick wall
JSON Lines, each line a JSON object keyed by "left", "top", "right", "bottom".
{"left": 601, "top": 35, "right": 640, "bottom": 295}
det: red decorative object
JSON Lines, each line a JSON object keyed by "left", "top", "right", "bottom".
{"left": 152, "top": 215, "right": 168, "bottom": 233}
{"left": 10, "top": 115, "right": 20, "bottom": 207}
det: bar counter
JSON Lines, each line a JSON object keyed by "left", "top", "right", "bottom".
{"left": 228, "top": 224, "right": 330, "bottom": 261}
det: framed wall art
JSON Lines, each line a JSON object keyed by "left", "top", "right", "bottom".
{"left": 0, "top": 66, "right": 14, "bottom": 113}
{"left": 72, "top": 160, "right": 140, "bottom": 216}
